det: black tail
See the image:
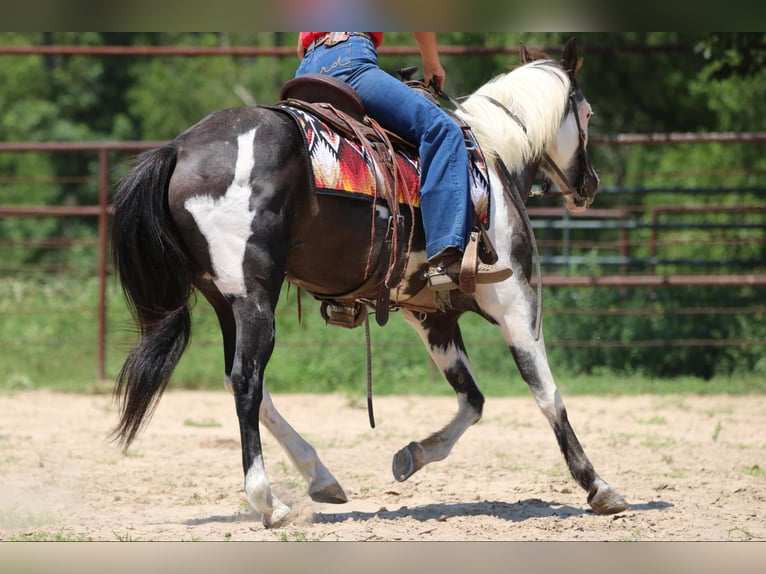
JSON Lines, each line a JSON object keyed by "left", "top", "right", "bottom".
{"left": 111, "top": 144, "right": 193, "bottom": 449}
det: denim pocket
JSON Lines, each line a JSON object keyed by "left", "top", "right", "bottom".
{"left": 318, "top": 42, "right": 353, "bottom": 77}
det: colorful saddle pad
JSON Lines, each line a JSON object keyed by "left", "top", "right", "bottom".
{"left": 279, "top": 105, "right": 491, "bottom": 220}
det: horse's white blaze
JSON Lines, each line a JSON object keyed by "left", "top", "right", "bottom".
{"left": 185, "top": 128, "right": 258, "bottom": 296}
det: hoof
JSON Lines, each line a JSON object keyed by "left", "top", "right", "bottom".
{"left": 262, "top": 502, "right": 291, "bottom": 528}
{"left": 588, "top": 485, "right": 630, "bottom": 515}
{"left": 309, "top": 482, "right": 348, "bottom": 504}
{"left": 392, "top": 441, "right": 424, "bottom": 482}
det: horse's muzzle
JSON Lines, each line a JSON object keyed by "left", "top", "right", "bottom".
{"left": 566, "top": 167, "right": 599, "bottom": 212}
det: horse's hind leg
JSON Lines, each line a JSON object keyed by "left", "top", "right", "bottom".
{"left": 200, "top": 285, "right": 346, "bottom": 506}
{"left": 392, "top": 310, "right": 485, "bottom": 481}
{"left": 259, "top": 384, "right": 348, "bottom": 504}
{"left": 478, "top": 288, "right": 629, "bottom": 514}
{"left": 229, "top": 291, "right": 291, "bottom": 526}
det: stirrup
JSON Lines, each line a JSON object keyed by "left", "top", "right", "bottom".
{"left": 427, "top": 265, "right": 459, "bottom": 292}
{"left": 427, "top": 238, "right": 512, "bottom": 294}
{"left": 320, "top": 301, "right": 367, "bottom": 328}
{"left": 426, "top": 248, "right": 462, "bottom": 292}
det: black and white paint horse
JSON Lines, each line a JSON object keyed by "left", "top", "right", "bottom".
{"left": 111, "top": 39, "right": 629, "bottom": 527}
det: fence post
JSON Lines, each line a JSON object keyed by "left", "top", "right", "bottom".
{"left": 97, "top": 148, "right": 109, "bottom": 380}
{"left": 650, "top": 207, "right": 659, "bottom": 276}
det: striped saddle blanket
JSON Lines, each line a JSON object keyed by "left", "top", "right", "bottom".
{"left": 277, "top": 104, "right": 491, "bottom": 220}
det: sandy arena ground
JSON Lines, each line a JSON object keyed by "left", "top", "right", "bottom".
{"left": 0, "top": 390, "right": 764, "bottom": 542}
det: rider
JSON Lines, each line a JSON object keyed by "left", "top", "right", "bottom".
{"left": 295, "top": 32, "right": 512, "bottom": 291}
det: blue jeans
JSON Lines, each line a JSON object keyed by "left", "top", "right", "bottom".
{"left": 296, "top": 35, "right": 472, "bottom": 260}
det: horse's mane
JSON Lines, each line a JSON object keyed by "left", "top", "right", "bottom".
{"left": 457, "top": 59, "right": 570, "bottom": 171}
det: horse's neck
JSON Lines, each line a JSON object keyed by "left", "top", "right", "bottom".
{"left": 465, "top": 67, "right": 569, "bottom": 173}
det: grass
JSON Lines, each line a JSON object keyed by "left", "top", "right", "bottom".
{"left": 113, "top": 531, "right": 139, "bottom": 542}
{"left": 744, "top": 465, "right": 764, "bottom": 478}
{"left": 8, "top": 530, "right": 92, "bottom": 542}
{"left": 274, "top": 530, "right": 319, "bottom": 542}
{"left": 641, "top": 434, "right": 676, "bottom": 449}
{"left": 2, "top": 276, "right": 764, "bottom": 396}
{"left": 712, "top": 421, "right": 723, "bottom": 441}
{"left": 183, "top": 418, "right": 222, "bottom": 428}
{"left": 727, "top": 526, "right": 756, "bottom": 541}
{"left": 618, "top": 528, "right": 643, "bottom": 542}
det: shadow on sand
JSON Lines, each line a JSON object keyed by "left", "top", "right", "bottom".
{"left": 183, "top": 498, "right": 673, "bottom": 527}
{"left": 311, "top": 498, "right": 673, "bottom": 525}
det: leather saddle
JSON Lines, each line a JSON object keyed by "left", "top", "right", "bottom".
{"left": 280, "top": 74, "right": 366, "bottom": 122}
{"left": 277, "top": 74, "right": 496, "bottom": 328}
{"left": 279, "top": 74, "right": 417, "bottom": 328}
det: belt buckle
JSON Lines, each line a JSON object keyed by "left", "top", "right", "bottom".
{"left": 325, "top": 32, "right": 350, "bottom": 47}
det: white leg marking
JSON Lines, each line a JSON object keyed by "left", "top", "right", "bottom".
{"left": 185, "top": 128, "right": 258, "bottom": 296}
{"left": 244, "top": 453, "right": 290, "bottom": 526}
{"left": 259, "top": 383, "right": 340, "bottom": 496}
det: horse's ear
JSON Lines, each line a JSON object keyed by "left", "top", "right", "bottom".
{"left": 561, "top": 37, "right": 579, "bottom": 75}
{"left": 519, "top": 42, "right": 533, "bottom": 64}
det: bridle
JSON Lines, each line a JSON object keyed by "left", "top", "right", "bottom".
{"left": 475, "top": 84, "right": 594, "bottom": 207}
{"left": 538, "top": 86, "right": 596, "bottom": 206}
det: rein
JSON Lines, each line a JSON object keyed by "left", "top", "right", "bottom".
{"left": 494, "top": 155, "right": 544, "bottom": 341}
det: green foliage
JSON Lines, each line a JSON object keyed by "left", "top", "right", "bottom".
{"left": 695, "top": 33, "right": 766, "bottom": 80}
{"left": 1, "top": 277, "right": 763, "bottom": 395}
{"left": 543, "top": 286, "right": 766, "bottom": 380}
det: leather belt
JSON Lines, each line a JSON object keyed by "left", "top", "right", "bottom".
{"left": 306, "top": 32, "right": 374, "bottom": 53}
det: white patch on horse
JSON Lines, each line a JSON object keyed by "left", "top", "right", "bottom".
{"left": 184, "top": 129, "right": 258, "bottom": 296}
{"left": 547, "top": 109, "right": 582, "bottom": 170}
{"left": 244, "top": 452, "right": 290, "bottom": 525}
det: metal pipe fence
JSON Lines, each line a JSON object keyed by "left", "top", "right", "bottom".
{"left": 1, "top": 137, "right": 765, "bottom": 379}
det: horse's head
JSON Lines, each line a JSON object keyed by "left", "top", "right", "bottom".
{"left": 521, "top": 38, "right": 599, "bottom": 212}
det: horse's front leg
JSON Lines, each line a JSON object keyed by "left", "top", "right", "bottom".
{"left": 392, "top": 310, "right": 485, "bottom": 481}
{"left": 230, "top": 293, "right": 290, "bottom": 527}
{"left": 476, "top": 284, "right": 629, "bottom": 515}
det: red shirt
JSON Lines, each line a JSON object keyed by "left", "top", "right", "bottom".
{"left": 300, "top": 32, "right": 383, "bottom": 49}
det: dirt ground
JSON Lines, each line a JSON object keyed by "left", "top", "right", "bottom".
{"left": 0, "top": 389, "right": 764, "bottom": 542}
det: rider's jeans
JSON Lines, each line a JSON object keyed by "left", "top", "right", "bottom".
{"left": 296, "top": 35, "right": 472, "bottom": 260}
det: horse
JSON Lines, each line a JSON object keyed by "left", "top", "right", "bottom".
{"left": 110, "top": 38, "right": 629, "bottom": 527}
